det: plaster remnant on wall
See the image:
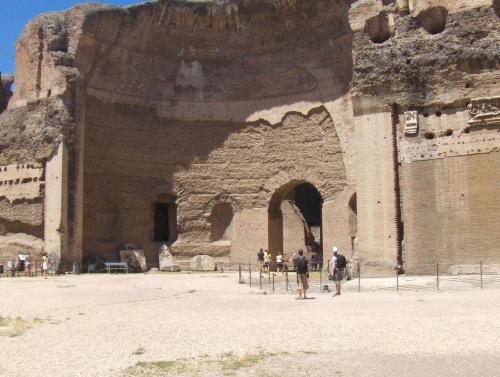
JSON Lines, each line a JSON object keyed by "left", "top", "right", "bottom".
{"left": 176, "top": 60, "right": 207, "bottom": 96}
{"left": 468, "top": 96, "right": 500, "bottom": 127}
{"left": 404, "top": 111, "right": 419, "bottom": 135}
{"left": 0, "top": 163, "right": 44, "bottom": 202}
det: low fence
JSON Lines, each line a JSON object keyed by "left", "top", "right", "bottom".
{"left": 0, "top": 258, "right": 46, "bottom": 277}
{"left": 2, "top": 259, "right": 500, "bottom": 295}
{"left": 236, "top": 261, "right": 500, "bottom": 293}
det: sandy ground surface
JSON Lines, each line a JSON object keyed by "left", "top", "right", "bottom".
{"left": 1, "top": 272, "right": 500, "bottom": 377}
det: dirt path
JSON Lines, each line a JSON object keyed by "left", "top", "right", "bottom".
{"left": 1, "top": 273, "right": 499, "bottom": 376}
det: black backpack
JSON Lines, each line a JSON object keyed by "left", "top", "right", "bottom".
{"left": 296, "top": 256, "right": 308, "bottom": 273}
{"left": 336, "top": 254, "right": 347, "bottom": 269}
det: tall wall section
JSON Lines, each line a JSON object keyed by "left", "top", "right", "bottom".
{"left": 83, "top": 97, "right": 347, "bottom": 265}
{"left": 74, "top": 0, "right": 356, "bottom": 266}
{"left": 350, "top": 0, "right": 500, "bottom": 273}
{"left": 1, "top": 0, "right": 498, "bottom": 274}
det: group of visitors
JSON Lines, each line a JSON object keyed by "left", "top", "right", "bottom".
{"left": 15, "top": 252, "right": 49, "bottom": 278}
{"left": 258, "top": 246, "right": 347, "bottom": 299}
{"left": 296, "top": 246, "right": 346, "bottom": 299}
{"left": 257, "top": 248, "right": 286, "bottom": 273}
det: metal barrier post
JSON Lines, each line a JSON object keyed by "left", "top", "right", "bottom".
{"left": 259, "top": 271, "right": 262, "bottom": 290}
{"left": 320, "top": 267, "right": 323, "bottom": 291}
{"left": 480, "top": 261, "right": 483, "bottom": 289}
{"left": 436, "top": 263, "right": 439, "bottom": 291}
{"left": 249, "top": 263, "right": 252, "bottom": 288}
{"left": 396, "top": 269, "right": 399, "bottom": 292}
{"left": 272, "top": 273, "right": 275, "bottom": 293}
{"left": 239, "top": 265, "right": 242, "bottom": 284}
{"left": 286, "top": 270, "right": 289, "bottom": 293}
{"left": 358, "top": 263, "right": 361, "bottom": 292}
{"left": 268, "top": 272, "right": 271, "bottom": 286}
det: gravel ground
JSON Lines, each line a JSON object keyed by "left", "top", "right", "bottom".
{"left": 0, "top": 272, "right": 500, "bottom": 377}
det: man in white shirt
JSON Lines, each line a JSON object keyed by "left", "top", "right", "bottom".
{"left": 276, "top": 254, "right": 283, "bottom": 273}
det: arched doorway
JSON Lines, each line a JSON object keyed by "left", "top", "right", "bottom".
{"left": 268, "top": 181, "right": 323, "bottom": 266}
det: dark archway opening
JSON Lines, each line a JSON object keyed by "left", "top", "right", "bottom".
{"left": 153, "top": 194, "right": 177, "bottom": 243}
{"left": 154, "top": 203, "right": 170, "bottom": 241}
{"left": 268, "top": 181, "right": 323, "bottom": 268}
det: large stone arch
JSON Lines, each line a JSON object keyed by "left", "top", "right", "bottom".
{"left": 267, "top": 180, "right": 324, "bottom": 263}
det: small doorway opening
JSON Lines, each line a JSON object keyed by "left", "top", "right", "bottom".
{"left": 153, "top": 194, "right": 177, "bottom": 243}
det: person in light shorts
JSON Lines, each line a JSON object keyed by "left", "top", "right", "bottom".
{"left": 42, "top": 252, "right": 49, "bottom": 279}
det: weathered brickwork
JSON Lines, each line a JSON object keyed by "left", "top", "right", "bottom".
{"left": 83, "top": 97, "right": 346, "bottom": 263}
{"left": 0, "top": 0, "right": 498, "bottom": 274}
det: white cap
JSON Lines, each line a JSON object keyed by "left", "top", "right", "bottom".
{"left": 332, "top": 246, "right": 338, "bottom": 253}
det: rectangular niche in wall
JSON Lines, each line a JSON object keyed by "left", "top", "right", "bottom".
{"left": 153, "top": 194, "right": 177, "bottom": 243}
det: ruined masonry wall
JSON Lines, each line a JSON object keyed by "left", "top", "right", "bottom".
{"left": 83, "top": 96, "right": 347, "bottom": 265}
{"left": 401, "top": 152, "right": 500, "bottom": 273}
{"left": 0, "top": 163, "right": 44, "bottom": 202}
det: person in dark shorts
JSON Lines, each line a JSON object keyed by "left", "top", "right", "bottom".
{"left": 295, "top": 249, "right": 309, "bottom": 299}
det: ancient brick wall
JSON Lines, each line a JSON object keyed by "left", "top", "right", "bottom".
{"left": 1, "top": 0, "right": 498, "bottom": 274}
{"left": 399, "top": 100, "right": 500, "bottom": 273}
{"left": 82, "top": 96, "right": 346, "bottom": 265}
{"left": 0, "top": 163, "right": 45, "bottom": 260}
{"left": 401, "top": 153, "right": 500, "bottom": 273}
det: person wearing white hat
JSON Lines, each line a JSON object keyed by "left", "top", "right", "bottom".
{"left": 330, "top": 246, "right": 345, "bottom": 296}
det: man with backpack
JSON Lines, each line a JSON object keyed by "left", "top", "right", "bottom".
{"left": 330, "top": 246, "right": 347, "bottom": 297}
{"left": 257, "top": 248, "right": 264, "bottom": 272}
{"left": 295, "top": 249, "right": 309, "bottom": 299}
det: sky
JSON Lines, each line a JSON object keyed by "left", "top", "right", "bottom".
{"left": 0, "top": 0, "right": 136, "bottom": 75}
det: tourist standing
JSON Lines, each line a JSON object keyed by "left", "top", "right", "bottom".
{"left": 257, "top": 248, "right": 264, "bottom": 272}
{"left": 264, "top": 249, "right": 271, "bottom": 273}
{"left": 296, "top": 249, "right": 309, "bottom": 299}
{"left": 24, "top": 255, "right": 32, "bottom": 277}
{"left": 276, "top": 253, "right": 283, "bottom": 273}
{"left": 42, "top": 252, "right": 49, "bottom": 279}
{"left": 330, "top": 247, "right": 346, "bottom": 296}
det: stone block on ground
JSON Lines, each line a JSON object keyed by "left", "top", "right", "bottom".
{"left": 189, "top": 255, "right": 215, "bottom": 271}
{"left": 119, "top": 249, "right": 147, "bottom": 272}
{"left": 159, "top": 244, "right": 180, "bottom": 272}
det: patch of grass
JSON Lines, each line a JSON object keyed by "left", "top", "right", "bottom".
{"left": 136, "top": 360, "right": 175, "bottom": 369}
{"left": 0, "top": 315, "right": 32, "bottom": 337}
{"left": 130, "top": 359, "right": 186, "bottom": 375}
{"left": 124, "top": 350, "right": 289, "bottom": 376}
{"left": 132, "top": 347, "right": 146, "bottom": 356}
{"left": 300, "top": 350, "right": 318, "bottom": 355}
{"left": 219, "top": 351, "right": 268, "bottom": 373}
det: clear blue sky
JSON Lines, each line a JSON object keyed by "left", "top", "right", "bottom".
{"left": 0, "top": 0, "right": 136, "bottom": 75}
